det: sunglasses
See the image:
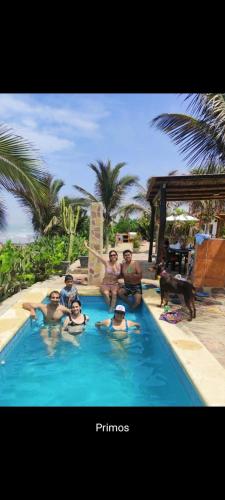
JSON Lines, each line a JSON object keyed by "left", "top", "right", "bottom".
{"left": 110, "top": 253, "right": 117, "bottom": 257}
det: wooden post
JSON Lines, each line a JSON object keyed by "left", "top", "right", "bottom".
{"left": 148, "top": 202, "right": 155, "bottom": 262}
{"left": 156, "top": 183, "right": 167, "bottom": 263}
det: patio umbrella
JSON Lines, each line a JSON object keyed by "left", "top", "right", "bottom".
{"left": 166, "top": 214, "right": 199, "bottom": 222}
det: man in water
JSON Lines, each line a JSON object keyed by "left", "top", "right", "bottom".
{"left": 22, "top": 291, "right": 71, "bottom": 355}
{"left": 118, "top": 250, "right": 142, "bottom": 309}
{"left": 22, "top": 290, "right": 71, "bottom": 323}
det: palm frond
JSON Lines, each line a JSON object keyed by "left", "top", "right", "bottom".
{"left": 152, "top": 113, "right": 225, "bottom": 167}
{"left": 73, "top": 184, "right": 98, "bottom": 202}
{"left": 0, "top": 198, "right": 7, "bottom": 229}
{"left": 43, "top": 216, "right": 60, "bottom": 234}
{"left": 0, "top": 124, "right": 46, "bottom": 196}
{"left": 120, "top": 203, "right": 148, "bottom": 218}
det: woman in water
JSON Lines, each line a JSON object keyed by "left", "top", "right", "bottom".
{"left": 95, "top": 304, "right": 140, "bottom": 339}
{"left": 84, "top": 241, "right": 122, "bottom": 311}
{"left": 62, "top": 300, "right": 89, "bottom": 335}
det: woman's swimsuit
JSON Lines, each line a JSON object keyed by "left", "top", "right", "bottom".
{"left": 109, "top": 318, "right": 129, "bottom": 332}
{"left": 67, "top": 314, "right": 87, "bottom": 326}
{"left": 102, "top": 264, "right": 121, "bottom": 286}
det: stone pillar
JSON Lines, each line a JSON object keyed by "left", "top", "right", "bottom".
{"left": 88, "top": 202, "right": 105, "bottom": 285}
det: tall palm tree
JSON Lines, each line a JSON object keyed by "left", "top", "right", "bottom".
{"left": 0, "top": 124, "right": 46, "bottom": 229}
{"left": 121, "top": 182, "right": 150, "bottom": 218}
{"left": 189, "top": 163, "right": 225, "bottom": 231}
{"left": 73, "top": 160, "right": 139, "bottom": 251}
{"left": 122, "top": 170, "right": 180, "bottom": 220}
{"left": 151, "top": 93, "right": 225, "bottom": 168}
{"left": 10, "top": 174, "right": 64, "bottom": 235}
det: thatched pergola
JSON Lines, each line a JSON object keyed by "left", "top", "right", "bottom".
{"left": 146, "top": 174, "right": 225, "bottom": 262}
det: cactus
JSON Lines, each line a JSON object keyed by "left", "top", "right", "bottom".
{"left": 60, "top": 199, "right": 80, "bottom": 261}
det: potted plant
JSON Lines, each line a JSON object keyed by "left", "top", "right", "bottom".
{"left": 79, "top": 245, "right": 89, "bottom": 268}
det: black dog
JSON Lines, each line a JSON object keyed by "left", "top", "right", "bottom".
{"left": 153, "top": 262, "right": 196, "bottom": 321}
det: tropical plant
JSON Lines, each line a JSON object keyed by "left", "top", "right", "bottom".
{"left": 114, "top": 217, "right": 139, "bottom": 234}
{"left": 73, "top": 160, "right": 138, "bottom": 251}
{"left": 63, "top": 196, "right": 90, "bottom": 237}
{"left": 188, "top": 164, "right": 225, "bottom": 231}
{"left": 44, "top": 198, "right": 80, "bottom": 261}
{"left": 0, "top": 124, "right": 46, "bottom": 228}
{"left": 152, "top": 93, "right": 225, "bottom": 168}
{"left": 0, "top": 234, "right": 88, "bottom": 300}
{"left": 10, "top": 173, "right": 64, "bottom": 235}
{"left": 121, "top": 182, "right": 151, "bottom": 218}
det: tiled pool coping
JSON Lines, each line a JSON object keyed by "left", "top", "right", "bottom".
{"left": 1, "top": 285, "right": 225, "bottom": 406}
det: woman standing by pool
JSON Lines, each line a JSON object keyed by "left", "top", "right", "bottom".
{"left": 84, "top": 241, "right": 121, "bottom": 311}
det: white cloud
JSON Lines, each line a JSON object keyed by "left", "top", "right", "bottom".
{"left": 0, "top": 93, "right": 109, "bottom": 133}
{"left": 4, "top": 121, "right": 74, "bottom": 154}
{"left": 0, "top": 94, "right": 110, "bottom": 155}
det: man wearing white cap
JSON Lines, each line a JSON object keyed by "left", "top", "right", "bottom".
{"left": 95, "top": 304, "right": 140, "bottom": 334}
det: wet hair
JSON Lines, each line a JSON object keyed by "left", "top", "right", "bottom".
{"left": 71, "top": 299, "right": 82, "bottom": 311}
{"left": 64, "top": 274, "right": 73, "bottom": 282}
{"left": 123, "top": 249, "right": 132, "bottom": 256}
{"left": 109, "top": 250, "right": 118, "bottom": 258}
{"left": 49, "top": 290, "right": 60, "bottom": 299}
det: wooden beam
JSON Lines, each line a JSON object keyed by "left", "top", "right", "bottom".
{"left": 157, "top": 183, "right": 167, "bottom": 263}
{"left": 148, "top": 202, "right": 155, "bottom": 262}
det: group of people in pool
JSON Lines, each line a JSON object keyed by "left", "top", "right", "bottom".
{"left": 22, "top": 265, "right": 141, "bottom": 346}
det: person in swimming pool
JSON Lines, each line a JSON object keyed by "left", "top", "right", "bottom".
{"left": 22, "top": 291, "right": 71, "bottom": 356}
{"left": 62, "top": 299, "right": 89, "bottom": 335}
{"left": 95, "top": 304, "right": 140, "bottom": 338}
{"left": 22, "top": 290, "right": 71, "bottom": 323}
{"left": 84, "top": 241, "right": 122, "bottom": 311}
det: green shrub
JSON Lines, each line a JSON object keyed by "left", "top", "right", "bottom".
{"left": 0, "top": 234, "right": 89, "bottom": 301}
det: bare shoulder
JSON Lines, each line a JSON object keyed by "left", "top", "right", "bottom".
{"left": 134, "top": 261, "right": 141, "bottom": 271}
{"left": 60, "top": 306, "right": 70, "bottom": 314}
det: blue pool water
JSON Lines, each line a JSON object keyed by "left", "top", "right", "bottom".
{"left": 0, "top": 296, "right": 203, "bottom": 406}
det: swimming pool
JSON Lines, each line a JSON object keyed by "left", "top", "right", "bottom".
{"left": 0, "top": 296, "right": 203, "bottom": 406}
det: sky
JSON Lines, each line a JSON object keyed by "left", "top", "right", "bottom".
{"left": 0, "top": 93, "right": 189, "bottom": 243}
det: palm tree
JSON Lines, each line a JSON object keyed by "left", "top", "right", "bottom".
{"left": 151, "top": 93, "right": 225, "bottom": 168}
{"left": 0, "top": 124, "right": 46, "bottom": 229}
{"left": 73, "top": 160, "right": 139, "bottom": 251}
{"left": 10, "top": 174, "right": 64, "bottom": 235}
{"left": 121, "top": 182, "right": 150, "bottom": 218}
{"left": 189, "top": 163, "right": 225, "bottom": 231}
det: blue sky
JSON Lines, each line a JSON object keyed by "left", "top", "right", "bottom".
{"left": 0, "top": 93, "right": 189, "bottom": 242}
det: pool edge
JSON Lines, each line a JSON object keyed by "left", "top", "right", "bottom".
{"left": 142, "top": 288, "right": 225, "bottom": 407}
{"left": 1, "top": 285, "right": 225, "bottom": 406}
